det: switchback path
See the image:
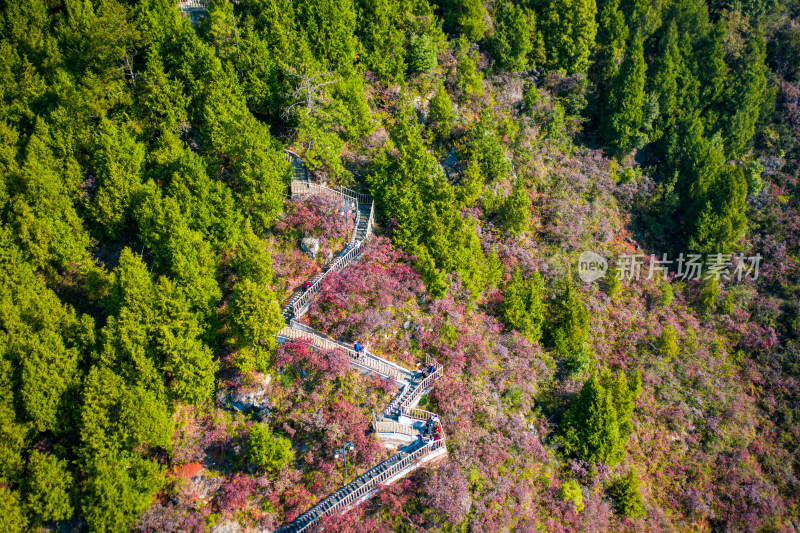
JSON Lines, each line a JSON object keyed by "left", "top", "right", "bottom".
{"left": 271, "top": 152, "right": 447, "bottom": 533}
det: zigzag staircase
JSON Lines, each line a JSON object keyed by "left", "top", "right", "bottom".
{"left": 272, "top": 151, "right": 447, "bottom": 533}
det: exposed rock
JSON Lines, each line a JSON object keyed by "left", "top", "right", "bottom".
{"left": 211, "top": 518, "right": 244, "bottom": 533}
{"left": 301, "top": 237, "right": 320, "bottom": 259}
{"left": 230, "top": 387, "right": 270, "bottom": 412}
{"left": 227, "top": 375, "right": 272, "bottom": 412}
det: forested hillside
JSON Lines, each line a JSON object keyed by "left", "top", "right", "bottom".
{"left": 0, "top": 0, "right": 798, "bottom": 531}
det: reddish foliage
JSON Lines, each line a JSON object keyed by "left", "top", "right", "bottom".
{"left": 217, "top": 473, "right": 256, "bottom": 512}
{"left": 274, "top": 340, "right": 350, "bottom": 380}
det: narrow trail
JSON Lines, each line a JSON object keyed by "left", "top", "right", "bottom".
{"left": 271, "top": 152, "right": 447, "bottom": 533}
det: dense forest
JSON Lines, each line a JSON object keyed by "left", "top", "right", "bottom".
{"left": 0, "top": 0, "right": 798, "bottom": 531}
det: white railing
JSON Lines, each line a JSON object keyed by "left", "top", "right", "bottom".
{"left": 399, "top": 367, "right": 442, "bottom": 412}
{"left": 290, "top": 180, "right": 373, "bottom": 208}
{"left": 284, "top": 242, "right": 364, "bottom": 319}
{"left": 366, "top": 201, "right": 375, "bottom": 238}
{"left": 402, "top": 406, "right": 437, "bottom": 421}
{"left": 351, "top": 208, "right": 361, "bottom": 245}
{"left": 177, "top": 0, "right": 207, "bottom": 10}
{"left": 284, "top": 438, "right": 446, "bottom": 533}
{"left": 340, "top": 185, "right": 373, "bottom": 205}
{"left": 384, "top": 384, "right": 408, "bottom": 416}
{"left": 276, "top": 326, "right": 413, "bottom": 382}
{"left": 287, "top": 319, "right": 413, "bottom": 379}
{"left": 273, "top": 153, "right": 446, "bottom": 533}
{"left": 372, "top": 418, "right": 416, "bottom": 437}
{"left": 285, "top": 149, "right": 303, "bottom": 164}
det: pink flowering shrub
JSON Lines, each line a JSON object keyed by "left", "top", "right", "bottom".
{"left": 421, "top": 462, "right": 472, "bottom": 524}
{"left": 217, "top": 473, "right": 256, "bottom": 512}
{"left": 306, "top": 237, "right": 425, "bottom": 350}
{"left": 276, "top": 195, "right": 349, "bottom": 242}
{"left": 274, "top": 339, "right": 350, "bottom": 380}
{"left": 134, "top": 502, "right": 205, "bottom": 533}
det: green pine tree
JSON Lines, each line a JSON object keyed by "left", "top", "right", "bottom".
{"left": 601, "top": 370, "right": 641, "bottom": 438}
{"left": 603, "top": 36, "right": 646, "bottom": 155}
{"left": 539, "top": 0, "right": 598, "bottom": 74}
{"left": 428, "top": 83, "right": 455, "bottom": 141}
{"left": 502, "top": 269, "right": 546, "bottom": 342}
{"left": 24, "top": 451, "right": 74, "bottom": 525}
{"left": 608, "top": 468, "right": 645, "bottom": 517}
{"left": 548, "top": 278, "right": 591, "bottom": 361}
{"left": 455, "top": 38, "right": 484, "bottom": 96}
{"left": 248, "top": 424, "right": 294, "bottom": 473}
{"left": 657, "top": 324, "right": 680, "bottom": 357}
{"left": 490, "top": 2, "right": 533, "bottom": 72}
{"left": 593, "top": 0, "right": 628, "bottom": 83}
{"left": 439, "top": 0, "right": 487, "bottom": 41}
{"left": 648, "top": 21, "right": 682, "bottom": 139}
{"left": 560, "top": 375, "right": 625, "bottom": 466}
{"left": 501, "top": 177, "right": 531, "bottom": 235}
{"left": 721, "top": 32, "right": 768, "bottom": 157}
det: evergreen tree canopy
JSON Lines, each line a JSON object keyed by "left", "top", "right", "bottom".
{"left": 560, "top": 375, "right": 625, "bottom": 466}
{"left": 602, "top": 35, "right": 646, "bottom": 155}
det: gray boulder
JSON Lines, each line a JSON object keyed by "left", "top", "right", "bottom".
{"left": 301, "top": 237, "right": 320, "bottom": 259}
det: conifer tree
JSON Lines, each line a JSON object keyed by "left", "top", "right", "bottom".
{"left": 490, "top": 2, "right": 533, "bottom": 72}
{"left": 608, "top": 468, "right": 645, "bottom": 517}
{"left": 559, "top": 479, "right": 585, "bottom": 512}
{"left": 0, "top": 486, "right": 26, "bottom": 533}
{"left": 602, "top": 370, "right": 641, "bottom": 438}
{"left": 721, "top": 32, "right": 768, "bottom": 157}
{"left": 697, "top": 23, "right": 727, "bottom": 130}
{"left": 560, "top": 375, "right": 625, "bottom": 466}
{"left": 428, "top": 83, "right": 455, "bottom": 141}
{"left": 439, "top": 0, "right": 487, "bottom": 41}
{"left": 249, "top": 424, "right": 294, "bottom": 473}
{"left": 355, "top": 0, "right": 409, "bottom": 80}
{"left": 155, "top": 279, "right": 218, "bottom": 406}
{"left": 501, "top": 269, "right": 545, "bottom": 342}
{"left": 90, "top": 120, "right": 144, "bottom": 238}
{"left": 231, "top": 219, "right": 273, "bottom": 286}
{"left": 502, "top": 268, "right": 530, "bottom": 334}
{"left": 549, "top": 278, "right": 591, "bottom": 359}
{"left": 539, "top": 0, "right": 598, "bottom": 74}
{"left": 369, "top": 107, "right": 485, "bottom": 298}
{"left": 8, "top": 120, "right": 89, "bottom": 275}
{"left": 603, "top": 36, "right": 646, "bottom": 155}
{"left": 229, "top": 279, "right": 284, "bottom": 372}
{"left": 409, "top": 33, "right": 439, "bottom": 74}
{"left": 24, "top": 451, "right": 73, "bottom": 525}
{"left": 593, "top": 0, "right": 628, "bottom": 84}
{"left": 657, "top": 324, "right": 680, "bottom": 357}
{"left": 456, "top": 157, "right": 484, "bottom": 208}
{"left": 295, "top": 0, "right": 358, "bottom": 73}
{"left": 455, "top": 38, "right": 484, "bottom": 96}
{"left": 668, "top": 115, "right": 748, "bottom": 253}
{"left": 469, "top": 113, "right": 511, "bottom": 182}
{"left": 501, "top": 177, "right": 531, "bottom": 235}
{"left": 104, "top": 250, "right": 153, "bottom": 321}
{"left": 648, "top": 21, "right": 681, "bottom": 138}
